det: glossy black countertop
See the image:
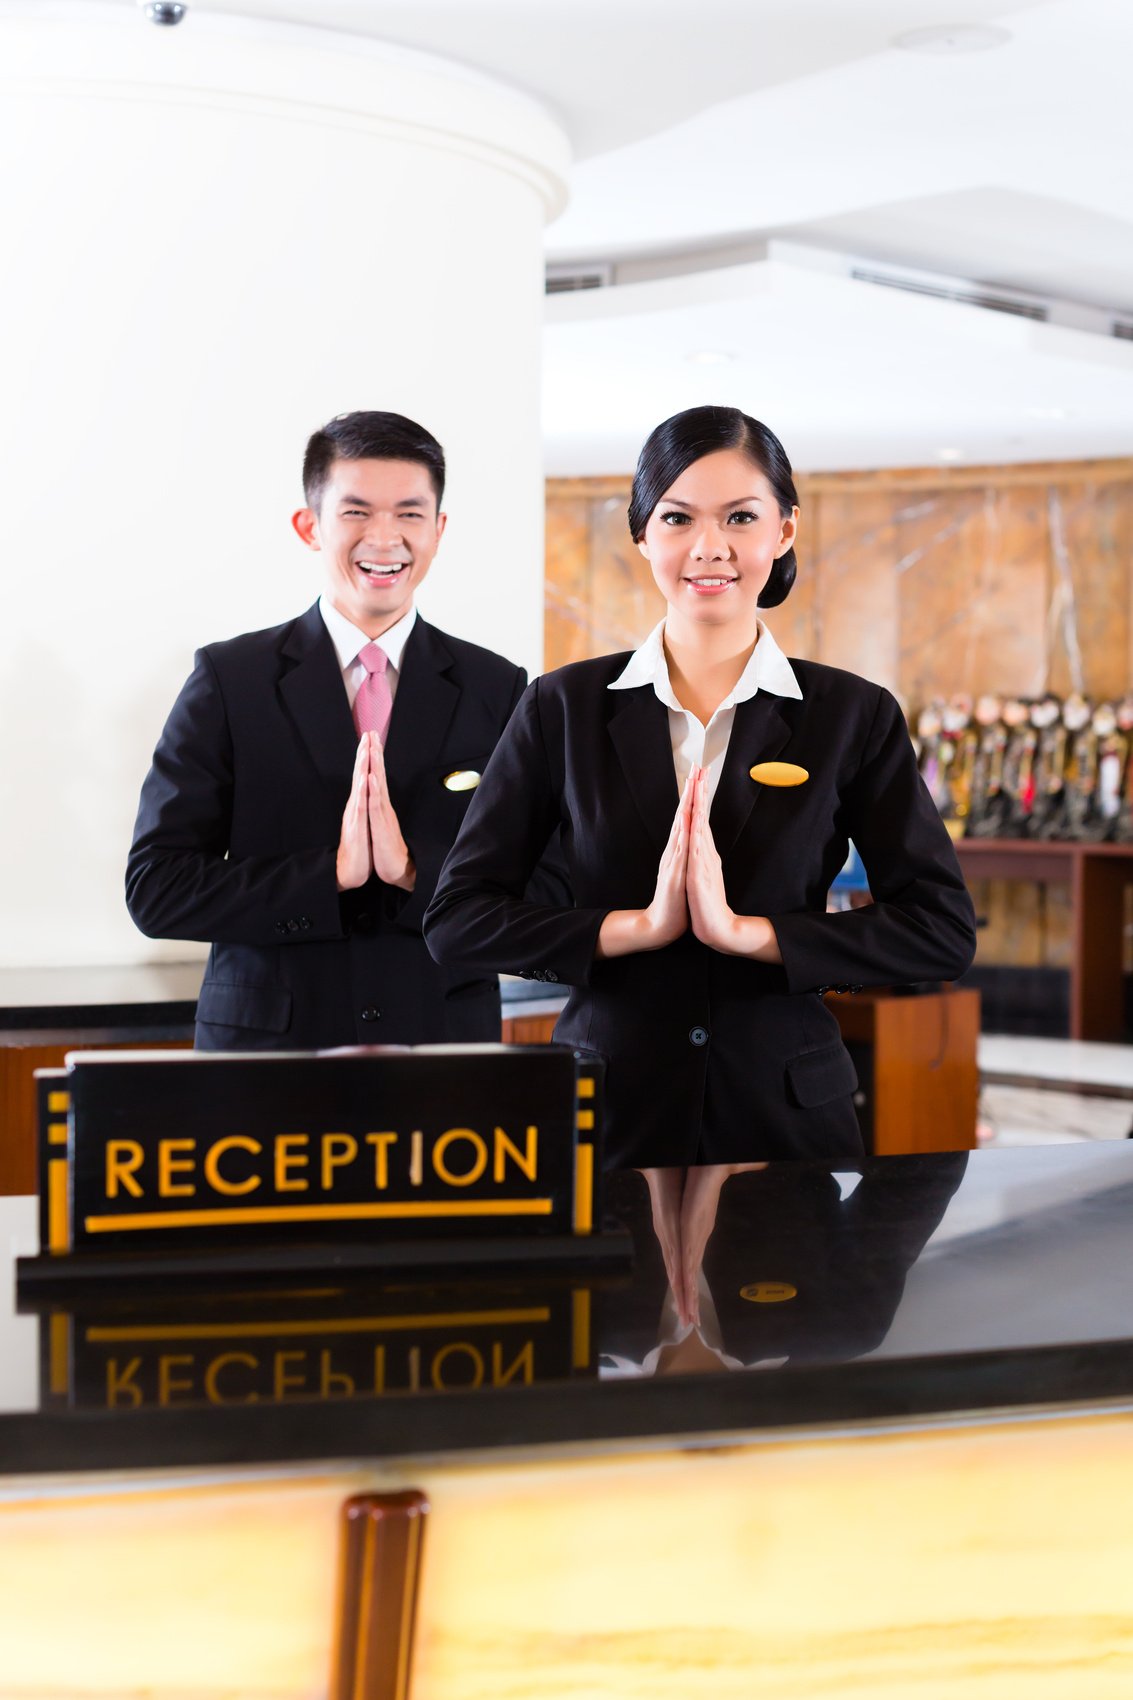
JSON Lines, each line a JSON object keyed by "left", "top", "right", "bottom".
{"left": 1, "top": 1142, "right": 1130, "bottom": 1475}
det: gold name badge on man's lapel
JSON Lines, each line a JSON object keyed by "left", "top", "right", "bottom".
{"left": 749, "top": 761, "right": 809, "bottom": 787}
{"left": 442, "top": 769, "right": 481, "bottom": 792}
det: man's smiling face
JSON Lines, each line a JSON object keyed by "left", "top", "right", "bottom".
{"left": 292, "top": 456, "right": 446, "bottom": 638}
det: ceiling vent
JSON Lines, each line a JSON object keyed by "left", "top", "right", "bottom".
{"left": 1112, "top": 320, "right": 1133, "bottom": 341}
{"left": 851, "top": 267, "right": 1048, "bottom": 321}
{"left": 545, "top": 263, "right": 613, "bottom": 296}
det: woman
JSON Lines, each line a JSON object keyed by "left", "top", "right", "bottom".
{"left": 424, "top": 406, "right": 976, "bottom": 1167}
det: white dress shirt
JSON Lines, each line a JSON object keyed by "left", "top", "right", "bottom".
{"left": 608, "top": 619, "right": 803, "bottom": 806}
{"left": 318, "top": 595, "right": 417, "bottom": 713}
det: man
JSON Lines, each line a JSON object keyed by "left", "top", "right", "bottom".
{"left": 127, "top": 410, "right": 552, "bottom": 1049}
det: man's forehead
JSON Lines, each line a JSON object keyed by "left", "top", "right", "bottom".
{"left": 324, "top": 457, "right": 435, "bottom": 503}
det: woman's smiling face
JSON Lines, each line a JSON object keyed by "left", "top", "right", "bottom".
{"left": 637, "top": 448, "right": 797, "bottom": 630}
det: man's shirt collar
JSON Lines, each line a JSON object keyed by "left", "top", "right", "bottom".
{"left": 318, "top": 596, "right": 418, "bottom": 673}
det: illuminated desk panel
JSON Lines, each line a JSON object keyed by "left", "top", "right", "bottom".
{"left": 0, "top": 1146, "right": 1130, "bottom": 1697}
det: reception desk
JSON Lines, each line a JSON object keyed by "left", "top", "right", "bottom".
{"left": 0, "top": 1143, "right": 1130, "bottom": 1696}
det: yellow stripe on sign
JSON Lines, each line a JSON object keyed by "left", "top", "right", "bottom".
{"left": 83, "top": 1198, "right": 554, "bottom": 1234}
{"left": 86, "top": 1309, "right": 551, "bottom": 1343}
{"left": 47, "top": 1091, "right": 71, "bottom": 1114}
{"left": 48, "top": 1158, "right": 70, "bottom": 1252}
{"left": 573, "top": 1143, "right": 594, "bottom": 1235}
{"left": 576, "top": 1077, "right": 595, "bottom": 1099}
{"left": 576, "top": 1109, "right": 595, "bottom": 1131}
{"left": 571, "top": 1288, "right": 591, "bottom": 1369}
{"left": 49, "top": 1314, "right": 70, "bottom": 1396}
{"left": 48, "top": 1122, "right": 68, "bottom": 1147}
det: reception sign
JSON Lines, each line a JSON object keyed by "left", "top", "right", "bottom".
{"left": 23, "top": 1044, "right": 611, "bottom": 1285}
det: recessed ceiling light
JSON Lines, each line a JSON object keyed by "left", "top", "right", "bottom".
{"left": 937, "top": 447, "right": 964, "bottom": 462}
{"left": 894, "top": 24, "right": 1012, "bottom": 54}
{"left": 686, "top": 350, "right": 736, "bottom": 366}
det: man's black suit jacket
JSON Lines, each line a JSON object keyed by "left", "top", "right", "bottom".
{"left": 127, "top": 603, "right": 534, "bottom": 1050}
{"left": 425, "top": 654, "right": 978, "bottom": 1167}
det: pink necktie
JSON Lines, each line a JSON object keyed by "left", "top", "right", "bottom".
{"left": 354, "top": 642, "right": 392, "bottom": 744}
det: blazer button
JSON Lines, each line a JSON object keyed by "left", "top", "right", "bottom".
{"left": 275, "top": 921, "right": 288, "bottom": 934}
{"left": 286, "top": 919, "right": 300, "bottom": 932}
{"left": 299, "top": 916, "right": 312, "bottom": 930}
{"left": 545, "top": 970, "right": 559, "bottom": 983}
{"left": 361, "top": 1007, "right": 381, "bottom": 1023}
{"left": 689, "top": 1026, "right": 709, "bottom": 1047}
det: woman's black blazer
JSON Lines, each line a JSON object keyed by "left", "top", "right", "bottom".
{"left": 424, "top": 653, "right": 977, "bottom": 1167}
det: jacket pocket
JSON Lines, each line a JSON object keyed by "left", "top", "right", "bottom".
{"left": 196, "top": 980, "right": 292, "bottom": 1034}
{"left": 785, "top": 1041, "right": 858, "bottom": 1108}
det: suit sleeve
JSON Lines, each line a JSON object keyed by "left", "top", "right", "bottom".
{"left": 125, "top": 649, "right": 345, "bottom": 947}
{"left": 771, "top": 687, "right": 977, "bottom": 993}
{"left": 424, "top": 677, "right": 606, "bottom": 985}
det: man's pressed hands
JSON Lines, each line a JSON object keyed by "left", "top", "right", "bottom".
{"left": 597, "top": 766, "right": 781, "bottom": 962}
{"left": 336, "top": 732, "right": 416, "bottom": 893}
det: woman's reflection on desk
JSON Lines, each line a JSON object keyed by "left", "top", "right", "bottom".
{"left": 600, "top": 1156, "right": 968, "bottom": 1378}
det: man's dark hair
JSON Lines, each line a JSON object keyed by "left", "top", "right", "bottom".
{"left": 628, "top": 405, "right": 799, "bottom": 608}
{"left": 302, "top": 411, "right": 446, "bottom": 513}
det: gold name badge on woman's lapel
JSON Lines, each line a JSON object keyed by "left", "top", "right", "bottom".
{"left": 749, "top": 762, "right": 809, "bottom": 787}
{"left": 442, "top": 769, "right": 481, "bottom": 793}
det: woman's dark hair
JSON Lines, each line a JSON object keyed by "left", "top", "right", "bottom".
{"left": 303, "top": 410, "right": 446, "bottom": 513}
{"left": 628, "top": 405, "right": 798, "bottom": 608}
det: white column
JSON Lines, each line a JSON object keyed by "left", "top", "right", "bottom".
{"left": 0, "top": 2, "right": 568, "bottom": 967}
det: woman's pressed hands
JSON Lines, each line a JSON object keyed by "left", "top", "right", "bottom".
{"left": 596, "top": 771, "right": 694, "bottom": 959}
{"left": 685, "top": 765, "right": 737, "bottom": 951}
{"left": 597, "top": 767, "right": 782, "bottom": 962}
{"left": 686, "top": 767, "right": 783, "bottom": 963}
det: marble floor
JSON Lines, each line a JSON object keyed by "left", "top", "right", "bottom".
{"left": 978, "top": 1034, "right": 1133, "bottom": 1147}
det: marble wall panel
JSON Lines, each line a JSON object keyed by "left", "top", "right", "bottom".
{"left": 545, "top": 482, "right": 663, "bottom": 671}
{"left": 1050, "top": 478, "right": 1129, "bottom": 702}
{"left": 543, "top": 494, "right": 591, "bottom": 671}
{"left": 893, "top": 487, "right": 1046, "bottom": 707}
{"left": 963, "top": 484, "right": 1051, "bottom": 700}
{"left": 547, "top": 462, "right": 1133, "bottom": 706}
{"left": 804, "top": 491, "right": 902, "bottom": 694}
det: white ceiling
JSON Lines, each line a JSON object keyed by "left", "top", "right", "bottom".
{"left": 58, "top": 0, "right": 1133, "bottom": 471}
{"left": 69, "top": 0, "right": 1052, "bottom": 158}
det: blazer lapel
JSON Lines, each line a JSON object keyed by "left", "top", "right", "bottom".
{"left": 711, "top": 692, "right": 794, "bottom": 860}
{"left": 382, "top": 618, "right": 460, "bottom": 794}
{"left": 278, "top": 603, "right": 358, "bottom": 799}
{"left": 608, "top": 686, "right": 680, "bottom": 849}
